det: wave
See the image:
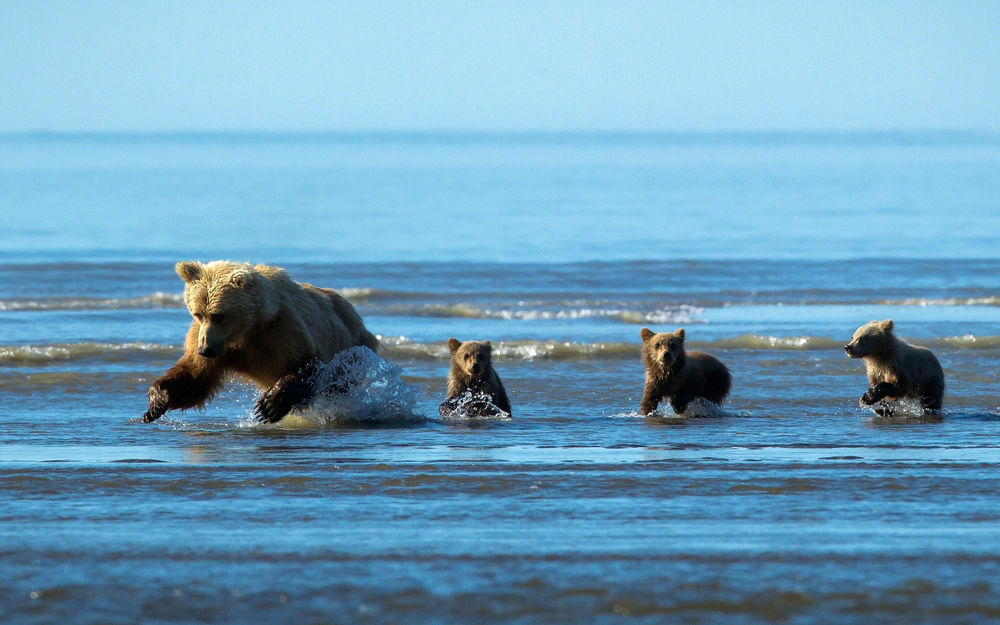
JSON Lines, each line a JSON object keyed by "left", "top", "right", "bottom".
{"left": 711, "top": 335, "right": 845, "bottom": 350}
{"left": 0, "top": 342, "right": 180, "bottom": 364}
{"left": 876, "top": 296, "right": 1000, "bottom": 306}
{"left": 4, "top": 286, "right": 999, "bottom": 314}
{"left": 0, "top": 292, "right": 185, "bottom": 311}
{"left": 935, "top": 334, "right": 1000, "bottom": 349}
{"left": 0, "top": 287, "right": 390, "bottom": 312}
{"left": 380, "top": 303, "right": 704, "bottom": 324}
{"left": 382, "top": 338, "right": 640, "bottom": 361}
{"left": 5, "top": 333, "right": 1000, "bottom": 366}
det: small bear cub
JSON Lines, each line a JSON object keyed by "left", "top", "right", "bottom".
{"left": 439, "top": 338, "right": 512, "bottom": 417}
{"left": 845, "top": 319, "right": 944, "bottom": 415}
{"left": 640, "top": 327, "right": 731, "bottom": 415}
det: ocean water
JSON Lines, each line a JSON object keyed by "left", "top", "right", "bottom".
{"left": 2, "top": 132, "right": 1000, "bottom": 624}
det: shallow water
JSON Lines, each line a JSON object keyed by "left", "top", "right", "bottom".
{"left": 2, "top": 132, "right": 1000, "bottom": 623}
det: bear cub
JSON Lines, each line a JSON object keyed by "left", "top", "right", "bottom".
{"left": 845, "top": 319, "right": 944, "bottom": 415}
{"left": 439, "top": 338, "right": 511, "bottom": 417}
{"left": 640, "top": 327, "right": 731, "bottom": 415}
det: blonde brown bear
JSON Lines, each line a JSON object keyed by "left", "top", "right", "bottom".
{"left": 844, "top": 319, "right": 944, "bottom": 415}
{"left": 142, "top": 261, "right": 379, "bottom": 423}
{"left": 439, "top": 338, "right": 511, "bottom": 416}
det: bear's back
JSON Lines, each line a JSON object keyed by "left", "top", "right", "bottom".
{"left": 685, "top": 351, "right": 732, "bottom": 404}
{"left": 900, "top": 341, "right": 945, "bottom": 392}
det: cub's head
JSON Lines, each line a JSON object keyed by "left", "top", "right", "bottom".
{"left": 844, "top": 319, "right": 894, "bottom": 359}
{"left": 448, "top": 338, "right": 492, "bottom": 379}
{"left": 176, "top": 260, "right": 272, "bottom": 359}
{"left": 641, "top": 327, "right": 686, "bottom": 371}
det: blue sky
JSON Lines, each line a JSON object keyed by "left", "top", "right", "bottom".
{"left": 2, "top": 0, "right": 998, "bottom": 132}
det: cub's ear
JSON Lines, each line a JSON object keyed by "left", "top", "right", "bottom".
{"left": 640, "top": 327, "right": 655, "bottom": 343}
{"left": 175, "top": 261, "right": 203, "bottom": 283}
{"left": 881, "top": 319, "right": 894, "bottom": 332}
{"left": 448, "top": 338, "right": 462, "bottom": 354}
{"left": 673, "top": 328, "right": 686, "bottom": 340}
{"left": 482, "top": 341, "right": 492, "bottom": 353}
{"left": 230, "top": 270, "right": 251, "bottom": 288}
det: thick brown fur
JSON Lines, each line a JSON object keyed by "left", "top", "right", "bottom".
{"left": 844, "top": 319, "right": 944, "bottom": 414}
{"left": 143, "top": 260, "right": 380, "bottom": 423}
{"left": 439, "top": 338, "right": 511, "bottom": 416}
{"left": 640, "top": 327, "right": 731, "bottom": 415}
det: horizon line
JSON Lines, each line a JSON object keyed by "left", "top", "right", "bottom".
{"left": 3, "top": 127, "right": 999, "bottom": 143}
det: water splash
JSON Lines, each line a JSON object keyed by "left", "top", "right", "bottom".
{"left": 866, "top": 397, "right": 943, "bottom": 423}
{"left": 679, "top": 397, "right": 728, "bottom": 417}
{"left": 609, "top": 397, "right": 729, "bottom": 419}
{"left": 439, "top": 390, "right": 512, "bottom": 422}
{"left": 251, "top": 346, "right": 424, "bottom": 427}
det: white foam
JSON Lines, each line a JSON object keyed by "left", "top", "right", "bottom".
{"left": 438, "top": 390, "right": 511, "bottom": 422}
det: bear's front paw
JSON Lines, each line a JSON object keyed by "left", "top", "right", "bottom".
{"left": 142, "top": 385, "right": 169, "bottom": 423}
{"left": 860, "top": 390, "right": 877, "bottom": 405}
{"left": 255, "top": 374, "right": 315, "bottom": 423}
{"left": 254, "top": 389, "right": 284, "bottom": 423}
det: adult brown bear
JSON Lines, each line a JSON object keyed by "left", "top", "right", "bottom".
{"left": 142, "top": 261, "right": 379, "bottom": 424}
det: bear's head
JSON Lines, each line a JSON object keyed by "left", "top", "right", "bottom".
{"left": 176, "top": 261, "right": 278, "bottom": 359}
{"left": 641, "top": 327, "right": 686, "bottom": 372}
{"left": 448, "top": 338, "right": 493, "bottom": 380}
{"left": 844, "top": 319, "right": 894, "bottom": 359}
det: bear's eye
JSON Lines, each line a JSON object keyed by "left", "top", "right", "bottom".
{"left": 211, "top": 313, "right": 225, "bottom": 324}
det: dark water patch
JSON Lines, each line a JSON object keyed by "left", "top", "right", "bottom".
{"left": 6, "top": 554, "right": 1000, "bottom": 625}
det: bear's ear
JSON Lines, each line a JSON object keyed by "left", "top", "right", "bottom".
{"left": 448, "top": 338, "right": 462, "bottom": 354}
{"left": 673, "top": 328, "right": 686, "bottom": 341}
{"left": 482, "top": 341, "right": 492, "bottom": 354}
{"left": 640, "top": 328, "right": 655, "bottom": 343}
{"left": 881, "top": 319, "right": 894, "bottom": 332}
{"left": 230, "top": 270, "right": 252, "bottom": 288}
{"left": 175, "top": 261, "right": 203, "bottom": 283}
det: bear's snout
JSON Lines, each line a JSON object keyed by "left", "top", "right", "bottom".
{"left": 471, "top": 363, "right": 482, "bottom": 375}
{"left": 844, "top": 345, "right": 857, "bottom": 358}
{"left": 199, "top": 344, "right": 221, "bottom": 358}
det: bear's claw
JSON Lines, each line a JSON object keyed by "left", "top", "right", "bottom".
{"left": 253, "top": 393, "right": 282, "bottom": 423}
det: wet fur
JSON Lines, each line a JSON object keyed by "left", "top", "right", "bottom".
{"left": 440, "top": 338, "right": 511, "bottom": 416}
{"left": 640, "top": 327, "right": 731, "bottom": 415}
{"left": 845, "top": 319, "right": 944, "bottom": 414}
{"left": 143, "top": 261, "right": 379, "bottom": 424}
